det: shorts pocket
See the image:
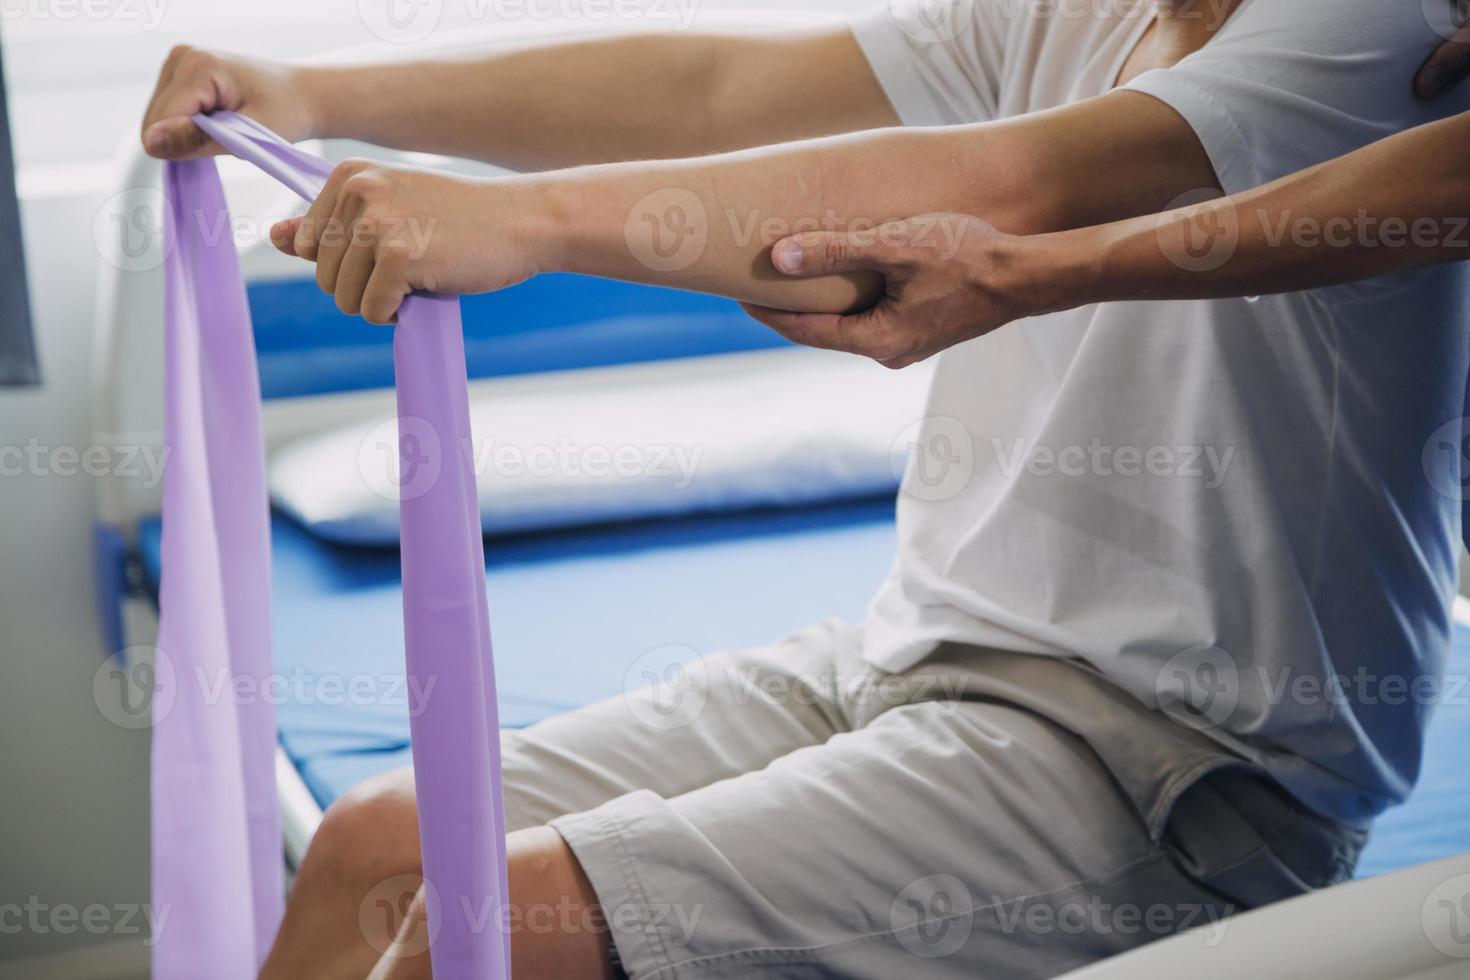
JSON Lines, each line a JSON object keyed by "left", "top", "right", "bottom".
{"left": 1161, "top": 766, "right": 1364, "bottom": 909}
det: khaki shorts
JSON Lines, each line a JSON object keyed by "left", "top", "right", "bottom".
{"left": 497, "top": 620, "right": 1363, "bottom": 979}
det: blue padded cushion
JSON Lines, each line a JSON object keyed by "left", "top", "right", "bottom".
{"left": 249, "top": 273, "right": 787, "bottom": 399}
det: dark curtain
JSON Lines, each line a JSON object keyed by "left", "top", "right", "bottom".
{"left": 0, "top": 35, "right": 39, "bottom": 387}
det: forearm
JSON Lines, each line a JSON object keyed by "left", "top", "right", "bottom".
{"left": 1060, "top": 111, "right": 1470, "bottom": 305}
{"left": 301, "top": 28, "right": 895, "bottom": 169}
{"left": 518, "top": 91, "right": 1222, "bottom": 312}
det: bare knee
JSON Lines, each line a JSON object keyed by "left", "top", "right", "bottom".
{"left": 261, "top": 769, "right": 425, "bottom": 979}
{"left": 304, "top": 767, "right": 423, "bottom": 893}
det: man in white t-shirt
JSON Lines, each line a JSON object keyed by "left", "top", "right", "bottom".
{"left": 848, "top": 0, "right": 1470, "bottom": 829}
{"left": 142, "top": 2, "right": 1470, "bottom": 978}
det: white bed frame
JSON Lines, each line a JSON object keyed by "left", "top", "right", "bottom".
{"left": 1059, "top": 849, "right": 1470, "bottom": 979}
{"left": 90, "top": 19, "right": 1470, "bottom": 975}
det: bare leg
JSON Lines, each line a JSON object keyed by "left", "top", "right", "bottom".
{"left": 367, "top": 827, "right": 613, "bottom": 980}
{"left": 259, "top": 769, "right": 611, "bottom": 980}
{"left": 259, "top": 769, "right": 423, "bottom": 980}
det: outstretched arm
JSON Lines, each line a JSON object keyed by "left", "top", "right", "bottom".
{"left": 1073, "top": 109, "right": 1470, "bottom": 303}
{"left": 141, "top": 29, "right": 896, "bottom": 166}
{"left": 269, "top": 90, "right": 1221, "bottom": 319}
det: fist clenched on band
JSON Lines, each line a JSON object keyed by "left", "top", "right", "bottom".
{"left": 269, "top": 159, "right": 554, "bottom": 325}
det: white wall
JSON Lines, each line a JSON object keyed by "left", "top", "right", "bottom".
{"left": 0, "top": 184, "right": 154, "bottom": 974}
{"left": 0, "top": 1, "right": 856, "bottom": 973}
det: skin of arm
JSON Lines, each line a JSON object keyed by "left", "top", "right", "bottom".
{"left": 1072, "top": 109, "right": 1470, "bottom": 303}
{"left": 747, "top": 30, "right": 1470, "bottom": 366}
{"left": 268, "top": 90, "right": 1220, "bottom": 322}
{"left": 143, "top": 31, "right": 1223, "bottom": 321}
{"left": 140, "top": 30, "right": 897, "bottom": 167}
{"left": 755, "top": 111, "right": 1470, "bottom": 365}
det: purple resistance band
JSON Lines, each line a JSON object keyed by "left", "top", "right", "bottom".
{"left": 154, "top": 111, "right": 510, "bottom": 979}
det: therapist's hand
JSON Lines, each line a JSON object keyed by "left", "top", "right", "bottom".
{"left": 744, "top": 215, "right": 1075, "bottom": 369}
{"left": 141, "top": 47, "right": 313, "bottom": 159}
{"left": 271, "top": 159, "right": 552, "bottom": 325}
{"left": 1417, "top": 17, "right": 1470, "bottom": 99}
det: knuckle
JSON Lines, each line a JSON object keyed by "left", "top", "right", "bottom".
{"left": 340, "top": 174, "right": 370, "bottom": 200}
{"left": 294, "top": 221, "right": 319, "bottom": 257}
{"left": 377, "top": 243, "right": 408, "bottom": 269}
{"left": 178, "top": 48, "right": 214, "bottom": 76}
{"left": 822, "top": 237, "right": 847, "bottom": 270}
{"left": 341, "top": 172, "right": 386, "bottom": 205}
{"left": 336, "top": 158, "right": 374, "bottom": 182}
{"left": 362, "top": 295, "right": 396, "bottom": 325}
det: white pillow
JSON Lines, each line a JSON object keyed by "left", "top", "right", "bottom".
{"left": 268, "top": 347, "right": 934, "bottom": 545}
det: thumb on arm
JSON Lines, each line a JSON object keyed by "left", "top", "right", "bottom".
{"left": 770, "top": 228, "right": 895, "bottom": 278}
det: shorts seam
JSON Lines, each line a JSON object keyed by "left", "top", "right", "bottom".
{"left": 603, "top": 805, "right": 677, "bottom": 976}
{"left": 560, "top": 803, "right": 677, "bottom": 978}
{"left": 642, "top": 850, "right": 1172, "bottom": 977}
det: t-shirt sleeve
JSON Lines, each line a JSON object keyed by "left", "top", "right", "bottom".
{"left": 848, "top": 0, "right": 1013, "bottom": 126}
{"left": 1122, "top": 0, "right": 1470, "bottom": 195}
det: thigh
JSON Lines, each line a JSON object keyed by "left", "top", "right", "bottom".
{"left": 502, "top": 618, "right": 871, "bottom": 830}
{"left": 551, "top": 698, "right": 1230, "bottom": 980}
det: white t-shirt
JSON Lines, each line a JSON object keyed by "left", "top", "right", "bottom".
{"left": 852, "top": 0, "right": 1470, "bottom": 827}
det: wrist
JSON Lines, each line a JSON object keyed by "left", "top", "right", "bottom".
{"left": 288, "top": 65, "right": 335, "bottom": 140}
{"left": 996, "top": 227, "right": 1105, "bottom": 319}
{"left": 292, "top": 65, "right": 374, "bottom": 142}
{"left": 499, "top": 175, "right": 575, "bottom": 279}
